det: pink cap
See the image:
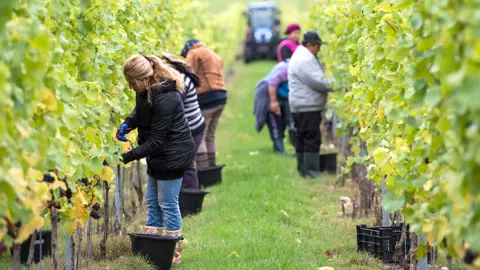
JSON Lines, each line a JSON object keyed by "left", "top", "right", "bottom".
{"left": 285, "top": 23, "right": 301, "bottom": 35}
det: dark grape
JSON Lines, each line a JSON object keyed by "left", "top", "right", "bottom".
{"left": 90, "top": 210, "right": 101, "bottom": 220}
{"left": 92, "top": 202, "right": 100, "bottom": 211}
{"left": 0, "top": 243, "right": 7, "bottom": 254}
{"left": 59, "top": 187, "right": 67, "bottom": 197}
{"left": 66, "top": 188, "right": 72, "bottom": 200}
{"left": 43, "top": 173, "right": 55, "bottom": 183}
{"left": 80, "top": 178, "right": 89, "bottom": 186}
{"left": 52, "top": 202, "right": 61, "bottom": 209}
{"left": 424, "top": 158, "right": 430, "bottom": 164}
{"left": 7, "top": 224, "right": 15, "bottom": 238}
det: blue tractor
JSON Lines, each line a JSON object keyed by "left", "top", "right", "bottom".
{"left": 243, "top": 2, "right": 281, "bottom": 63}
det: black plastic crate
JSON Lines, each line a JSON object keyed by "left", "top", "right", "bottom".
{"left": 357, "top": 224, "right": 435, "bottom": 264}
{"left": 10, "top": 230, "right": 52, "bottom": 264}
{"left": 357, "top": 224, "right": 410, "bottom": 263}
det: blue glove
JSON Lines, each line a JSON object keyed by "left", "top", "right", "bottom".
{"left": 116, "top": 123, "right": 131, "bottom": 142}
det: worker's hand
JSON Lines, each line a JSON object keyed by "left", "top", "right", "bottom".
{"left": 116, "top": 123, "right": 131, "bottom": 142}
{"left": 270, "top": 101, "right": 281, "bottom": 115}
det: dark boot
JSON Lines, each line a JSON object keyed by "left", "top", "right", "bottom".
{"left": 296, "top": 152, "right": 306, "bottom": 177}
{"left": 273, "top": 139, "right": 294, "bottom": 157}
{"left": 304, "top": 152, "right": 322, "bottom": 178}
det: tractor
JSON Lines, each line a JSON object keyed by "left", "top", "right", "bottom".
{"left": 243, "top": 2, "right": 281, "bottom": 63}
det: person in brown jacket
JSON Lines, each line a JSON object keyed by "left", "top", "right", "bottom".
{"left": 181, "top": 39, "right": 227, "bottom": 168}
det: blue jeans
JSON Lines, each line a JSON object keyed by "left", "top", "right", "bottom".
{"left": 145, "top": 175, "right": 183, "bottom": 231}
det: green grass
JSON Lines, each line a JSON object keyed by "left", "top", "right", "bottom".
{"left": 175, "top": 61, "right": 379, "bottom": 270}
{"left": 0, "top": 61, "right": 380, "bottom": 270}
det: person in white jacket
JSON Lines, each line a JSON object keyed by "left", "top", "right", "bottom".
{"left": 288, "top": 31, "right": 333, "bottom": 178}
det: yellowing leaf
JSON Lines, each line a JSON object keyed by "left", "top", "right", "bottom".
{"left": 0, "top": 219, "right": 6, "bottom": 240}
{"left": 73, "top": 205, "right": 87, "bottom": 220}
{"left": 7, "top": 168, "right": 27, "bottom": 193}
{"left": 85, "top": 127, "right": 97, "bottom": 144}
{"left": 373, "top": 147, "right": 389, "bottom": 164}
{"left": 23, "top": 153, "right": 38, "bottom": 167}
{"left": 395, "top": 138, "right": 409, "bottom": 151}
{"left": 436, "top": 216, "right": 448, "bottom": 241}
{"left": 377, "top": 1, "right": 392, "bottom": 12}
{"left": 64, "top": 220, "right": 77, "bottom": 235}
{"left": 427, "top": 231, "right": 436, "bottom": 245}
{"left": 50, "top": 180, "right": 67, "bottom": 190}
{"left": 75, "top": 191, "right": 88, "bottom": 206}
{"left": 27, "top": 168, "right": 43, "bottom": 181}
{"left": 424, "top": 179, "right": 433, "bottom": 191}
{"left": 376, "top": 109, "right": 384, "bottom": 121}
{"left": 422, "top": 219, "right": 434, "bottom": 233}
{"left": 15, "top": 216, "right": 44, "bottom": 243}
{"left": 100, "top": 166, "right": 115, "bottom": 182}
{"left": 121, "top": 142, "right": 131, "bottom": 152}
{"left": 16, "top": 123, "right": 30, "bottom": 139}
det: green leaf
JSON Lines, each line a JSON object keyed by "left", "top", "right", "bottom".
{"left": 411, "top": 13, "right": 423, "bottom": 31}
{"left": 0, "top": 181, "right": 16, "bottom": 200}
{"left": 85, "top": 127, "right": 97, "bottom": 144}
{"left": 382, "top": 192, "right": 405, "bottom": 213}
{"left": 416, "top": 239, "right": 429, "bottom": 259}
{"left": 424, "top": 86, "right": 441, "bottom": 107}
{"left": 28, "top": 32, "right": 52, "bottom": 51}
{"left": 452, "top": 76, "right": 480, "bottom": 110}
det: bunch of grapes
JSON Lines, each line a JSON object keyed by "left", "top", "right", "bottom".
{"left": 90, "top": 202, "right": 101, "bottom": 220}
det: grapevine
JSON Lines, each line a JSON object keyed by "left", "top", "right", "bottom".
{"left": 307, "top": 0, "right": 480, "bottom": 264}
{"left": 0, "top": 0, "right": 243, "bottom": 249}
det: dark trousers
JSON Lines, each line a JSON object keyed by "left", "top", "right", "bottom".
{"left": 182, "top": 128, "right": 205, "bottom": 189}
{"left": 266, "top": 100, "right": 295, "bottom": 141}
{"left": 293, "top": 111, "right": 322, "bottom": 153}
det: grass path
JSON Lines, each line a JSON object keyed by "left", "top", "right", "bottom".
{"left": 176, "top": 61, "right": 379, "bottom": 270}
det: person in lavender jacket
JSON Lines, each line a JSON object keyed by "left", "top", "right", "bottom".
{"left": 267, "top": 60, "right": 295, "bottom": 156}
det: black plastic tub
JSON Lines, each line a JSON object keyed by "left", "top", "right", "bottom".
{"left": 129, "top": 233, "right": 182, "bottom": 270}
{"left": 319, "top": 153, "right": 337, "bottom": 174}
{"left": 198, "top": 165, "right": 226, "bottom": 188}
{"left": 11, "top": 230, "right": 52, "bottom": 264}
{"left": 179, "top": 188, "right": 209, "bottom": 217}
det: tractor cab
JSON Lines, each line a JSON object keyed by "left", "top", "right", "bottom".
{"left": 243, "top": 2, "right": 281, "bottom": 63}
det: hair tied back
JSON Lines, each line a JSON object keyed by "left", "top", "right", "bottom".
{"left": 141, "top": 54, "right": 155, "bottom": 68}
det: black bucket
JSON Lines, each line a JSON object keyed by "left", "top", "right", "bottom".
{"left": 198, "top": 165, "right": 225, "bottom": 188}
{"left": 319, "top": 153, "right": 337, "bottom": 174}
{"left": 129, "top": 233, "right": 182, "bottom": 270}
{"left": 11, "top": 230, "right": 52, "bottom": 264}
{"left": 179, "top": 188, "right": 209, "bottom": 217}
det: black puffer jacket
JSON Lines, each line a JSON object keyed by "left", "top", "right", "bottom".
{"left": 122, "top": 80, "right": 195, "bottom": 180}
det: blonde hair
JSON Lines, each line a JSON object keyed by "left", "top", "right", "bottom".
{"left": 123, "top": 55, "right": 184, "bottom": 102}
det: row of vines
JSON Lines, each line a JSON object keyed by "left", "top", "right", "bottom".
{"left": 0, "top": 0, "right": 242, "bottom": 266}
{"left": 308, "top": 0, "right": 480, "bottom": 266}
